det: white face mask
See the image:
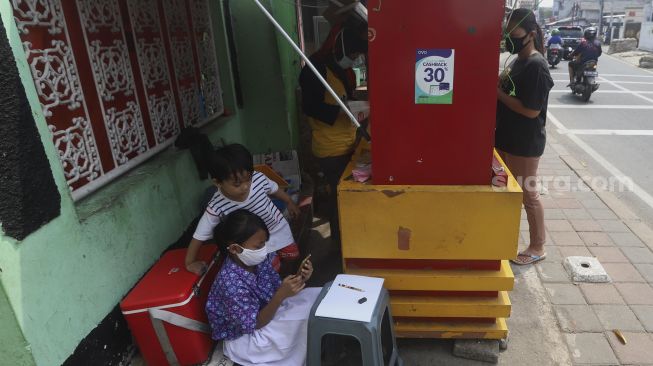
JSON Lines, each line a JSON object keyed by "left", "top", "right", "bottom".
{"left": 337, "top": 33, "right": 355, "bottom": 69}
{"left": 232, "top": 244, "right": 267, "bottom": 266}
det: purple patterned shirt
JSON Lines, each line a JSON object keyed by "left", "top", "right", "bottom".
{"left": 206, "top": 254, "right": 281, "bottom": 340}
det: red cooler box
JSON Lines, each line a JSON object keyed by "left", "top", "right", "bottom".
{"left": 121, "top": 245, "right": 221, "bottom": 366}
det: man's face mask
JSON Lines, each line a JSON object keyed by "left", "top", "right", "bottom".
{"left": 337, "top": 33, "right": 355, "bottom": 69}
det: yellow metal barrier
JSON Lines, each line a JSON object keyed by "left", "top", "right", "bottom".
{"left": 338, "top": 146, "right": 522, "bottom": 340}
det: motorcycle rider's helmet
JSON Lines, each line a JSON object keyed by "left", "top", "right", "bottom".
{"left": 584, "top": 27, "right": 598, "bottom": 40}
{"left": 552, "top": 29, "right": 560, "bottom": 36}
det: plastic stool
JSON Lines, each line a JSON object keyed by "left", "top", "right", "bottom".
{"left": 307, "top": 282, "right": 402, "bottom": 366}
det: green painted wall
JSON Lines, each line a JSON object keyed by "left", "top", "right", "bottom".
{"left": 270, "top": 0, "right": 302, "bottom": 150}
{"left": 0, "top": 285, "right": 35, "bottom": 366}
{"left": 0, "top": 1, "right": 299, "bottom": 365}
{"left": 228, "top": 0, "right": 301, "bottom": 153}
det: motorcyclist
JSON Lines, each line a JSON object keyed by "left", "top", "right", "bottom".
{"left": 547, "top": 29, "right": 563, "bottom": 50}
{"left": 567, "top": 27, "right": 602, "bottom": 86}
{"left": 547, "top": 29, "right": 563, "bottom": 64}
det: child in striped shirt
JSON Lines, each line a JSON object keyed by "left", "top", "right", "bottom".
{"left": 185, "top": 143, "right": 300, "bottom": 275}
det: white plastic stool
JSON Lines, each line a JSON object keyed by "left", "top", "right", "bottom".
{"left": 307, "top": 281, "right": 402, "bottom": 366}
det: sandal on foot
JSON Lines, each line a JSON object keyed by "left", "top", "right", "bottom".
{"left": 511, "top": 252, "right": 546, "bottom": 265}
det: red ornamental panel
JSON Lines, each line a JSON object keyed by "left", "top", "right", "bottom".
{"left": 12, "top": 0, "right": 223, "bottom": 200}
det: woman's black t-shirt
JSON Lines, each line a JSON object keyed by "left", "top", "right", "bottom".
{"left": 496, "top": 53, "right": 554, "bottom": 157}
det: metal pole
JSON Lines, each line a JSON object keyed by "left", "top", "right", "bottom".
{"left": 599, "top": 0, "right": 604, "bottom": 38}
{"left": 610, "top": 0, "right": 614, "bottom": 43}
{"left": 250, "top": 0, "right": 371, "bottom": 141}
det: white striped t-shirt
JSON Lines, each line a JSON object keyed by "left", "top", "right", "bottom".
{"left": 193, "top": 171, "right": 293, "bottom": 251}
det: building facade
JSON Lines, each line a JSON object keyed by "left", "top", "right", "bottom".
{"left": 0, "top": 1, "right": 303, "bottom": 365}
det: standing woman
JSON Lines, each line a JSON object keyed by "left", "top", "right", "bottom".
{"left": 497, "top": 9, "right": 554, "bottom": 265}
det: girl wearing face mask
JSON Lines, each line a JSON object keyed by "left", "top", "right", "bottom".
{"left": 299, "top": 25, "right": 368, "bottom": 245}
{"left": 497, "top": 9, "right": 554, "bottom": 266}
{"left": 206, "top": 209, "right": 318, "bottom": 365}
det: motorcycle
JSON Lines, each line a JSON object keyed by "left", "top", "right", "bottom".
{"left": 547, "top": 47, "right": 562, "bottom": 68}
{"left": 570, "top": 60, "right": 600, "bottom": 102}
{"left": 563, "top": 46, "right": 574, "bottom": 60}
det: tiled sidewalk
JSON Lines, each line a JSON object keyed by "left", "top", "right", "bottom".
{"left": 519, "top": 140, "right": 653, "bottom": 365}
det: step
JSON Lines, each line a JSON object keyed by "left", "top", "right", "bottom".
{"left": 390, "top": 291, "right": 511, "bottom": 318}
{"left": 346, "top": 260, "right": 514, "bottom": 291}
{"left": 394, "top": 318, "right": 508, "bottom": 340}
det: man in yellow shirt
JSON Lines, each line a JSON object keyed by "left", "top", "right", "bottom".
{"left": 299, "top": 25, "right": 367, "bottom": 244}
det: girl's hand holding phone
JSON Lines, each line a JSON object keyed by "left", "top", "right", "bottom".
{"left": 299, "top": 259, "right": 313, "bottom": 282}
{"left": 278, "top": 275, "right": 305, "bottom": 299}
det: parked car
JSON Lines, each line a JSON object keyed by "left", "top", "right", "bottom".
{"left": 557, "top": 26, "right": 584, "bottom": 59}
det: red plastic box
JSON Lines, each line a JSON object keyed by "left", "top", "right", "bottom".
{"left": 121, "top": 245, "right": 221, "bottom": 366}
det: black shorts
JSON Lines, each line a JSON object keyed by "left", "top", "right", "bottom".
{"left": 569, "top": 60, "right": 581, "bottom": 69}
{"left": 569, "top": 60, "right": 585, "bottom": 79}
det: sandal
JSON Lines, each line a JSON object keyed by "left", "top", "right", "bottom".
{"left": 511, "top": 252, "right": 547, "bottom": 265}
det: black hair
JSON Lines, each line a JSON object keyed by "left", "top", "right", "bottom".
{"left": 340, "top": 27, "right": 368, "bottom": 56}
{"left": 208, "top": 143, "right": 254, "bottom": 183}
{"left": 507, "top": 8, "right": 545, "bottom": 55}
{"left": 213, "top": 209, "right": 270, "bottom": 256}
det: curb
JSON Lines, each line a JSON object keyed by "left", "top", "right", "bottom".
{"left": 605, "top": 52, "right": 653, "bottom": 75}
{"left": 551, "top": 145, "right": 653, "bottom": 252}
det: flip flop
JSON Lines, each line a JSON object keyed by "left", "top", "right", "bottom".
{"left": 511, "top": 252, "right": 547, "bottom": 265}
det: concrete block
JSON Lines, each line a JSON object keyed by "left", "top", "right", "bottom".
{"left": 555, "top": 199, "right": 582, "bottom": 209}
{"left": 598, "top": 220, "right": 630, "bottom": 233}
{"left": 614, "top": 283, "right": 653, "bottom": 305}
{"left": 558, "top": 246, "right": 592, "bottom": 258}
{"left": 634, "top": 263, "right": 653, "bottom": 282}
{"left": 453, "top": 339, "right": 499, "bottom": 364}
{"left": 579, "top": 284, "right": 625, "bottom": 305}
{"left": 605, "top": 331, "right": 653, "bottom": 364}
{"left": 620, "top": 247, "right": 653, "bottom": 264}
{"left": 554, "top": 305, "right": 604, "bottom": 332}
{"left": 544, "top": 283, "right": 587, "bottom": 305}
{"left": 580, "top": 199, "right": 608, "bottom": 210}
{"left": 608, "top": 38, "right": 638, "bottom": 54}
{"left": 565, "top": 333, "right": 619, "bottom": 365}
{"left": 630, "top": 305, "right": 653, "bottom": 332}
{"left": 579, "top": 232, "right": 614, "bottom": 247}
{"left": 550, "top": 231, "right": 584, "bottom": 246}
{"left": 499, "top": 338, "right": 508, "bottom": 351}
{"left": 602, "top": 263, "right": 646, "bottom": 282}
{"left": 640, "top": 55, "right": 653, "bottom": 68}
{"left": 588, "top": 209, "right": 617, "bottom": 221}
{"left": 569, "top": 219, "right": 601, "bottom": 232}
{"left": 536, "top": 262, "right": 571, "bottom": 283}
{"left": 640, "top": 61, "right": 653, "bottom": 69}
{"left": 593, "top": 305, "right": 645, "bottom": 331}
{"left": 563, "top": 256, "right": 611, "bottom": 283}
{"left": 545, "top": 219, "right": 574, "bottom": 232}
{"left": 588, "top": 247, "right": 628, "bottom": 263}
{"left": 609, "top": 232, "right": 645, "bottom": 247}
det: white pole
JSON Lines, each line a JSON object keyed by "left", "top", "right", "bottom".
{"left": 250, "top": 0, "right": 365, "bottom": 133}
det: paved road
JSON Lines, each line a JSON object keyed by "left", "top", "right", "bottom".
{"left": 546, "top": 53, "right": 653, "bottom": 229}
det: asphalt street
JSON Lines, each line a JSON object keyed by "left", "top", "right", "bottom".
{"left": 546, "top": 53, "right": 653, "bottom": 230}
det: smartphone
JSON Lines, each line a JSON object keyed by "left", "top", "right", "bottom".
{"left": 296, "top": 254, "right": 312, "bottom": 277}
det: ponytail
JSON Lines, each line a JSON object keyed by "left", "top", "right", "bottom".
{"left": 534, "top": 26, "right": 545, "bottom": 54}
